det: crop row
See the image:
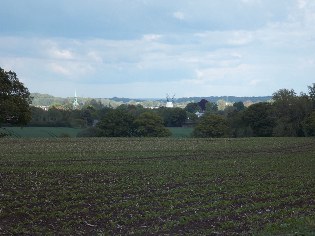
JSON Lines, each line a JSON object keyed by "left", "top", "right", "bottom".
{"left": 0, "top": 137, "right": 315, "bottom": 234}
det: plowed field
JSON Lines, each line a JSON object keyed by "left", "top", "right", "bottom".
{"left": 1, "top": 137, "right": 314, "bottom": 235}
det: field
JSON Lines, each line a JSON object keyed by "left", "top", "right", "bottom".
{"left": 167, "top": 127, "right": 194, "bottom": 138}
{"left": 1, "top": 137, "right": 315, "bottom": 235}
{"left": 0, "top": 127, "right": 193, "bottom": 138}
{"left": 0, "top": 127, "right": 83, "bottom": 138}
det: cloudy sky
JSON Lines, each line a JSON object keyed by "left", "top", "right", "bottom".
{"left": 0, "top": 0, "right": 314, "bottom": 98}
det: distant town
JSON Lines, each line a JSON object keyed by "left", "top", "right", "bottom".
{"left": 31, "top": 92, "right": 272, "bottom": 111}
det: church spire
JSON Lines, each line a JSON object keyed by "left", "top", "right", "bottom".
{"left": 73, "top": 90, "right": 79, "bottom": 109}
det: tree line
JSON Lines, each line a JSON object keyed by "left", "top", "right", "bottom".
{"left": 29, "top": 104, "right": 187, "bottom": 137}
{"left": 1, "top": 67, "right": 315, "bottom": 138}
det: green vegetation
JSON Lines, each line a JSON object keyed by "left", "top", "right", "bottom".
{"left": 193, "top": 114, "right": 229, "bottom": 138}
{"left": 0, "top": 127, "right": 82, "bottom": 138}
{"left": 0, "top": 67, "right": 32, "bottom": 131}
{"left": 0, "top": 127, "right": 192, "bottom": 138}
{"left": 1, "top": 137, "right": 314, "bottom": 235}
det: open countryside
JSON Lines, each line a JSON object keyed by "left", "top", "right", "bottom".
{"left": 2, "top": 0, "right": 315, "bottom": 234}
{"left": 1, "top": 137, "right": 315, "bottom": 234}
{"left": 1, "top": 66, "right": 315, "bottom": 235}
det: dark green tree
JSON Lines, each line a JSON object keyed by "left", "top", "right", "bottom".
{"left": 243, "top": 102, "right": 275, "bottom": 137}
{"left": 272, "top": 89, "right": 312, "bottom": 136}
{"left": 193, "top": 114, "right": 228, "bottom": 138}
{"left": 184, "top": 102, "right": 199, "bottom": 113}
{"left": 227, "top": 110, "right": 252, "bottom": 137}
{"left": 303, "top": 111, "right": 315, "bottom": 136}
{"left": 198, "top": 99, "right": 208, "bottom": 111}
{"left": 205, "top": 102, "right": 218, "bottom": 113}
{"left": 0, "top": 68, "right": 32, "bottom": 127}
{"left": 157, "top": 107, "right": 187, "bottom": 127}
{"left": 97, "top": 109, "right": 135, "bottom": 137}
{"left": 84, "top": 99, "right": 104, "bottom": 110}
{"left": 134, "top": 112, "right": 171, "bottom": 137}
{"left": 81, "top": 108, "right": 94, "bottom": 127}
{"left": 233, "top": 101, "right": 245, "bottom": 111}
{"left": 117, "top": 104, "right": 145, "bottom": 117}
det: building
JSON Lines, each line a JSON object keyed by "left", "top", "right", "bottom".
{"left": 73, "top": 90, "right": 79, "bottom": 109}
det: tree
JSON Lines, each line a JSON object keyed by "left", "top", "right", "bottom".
{"left": 117, "top": 104, "right": 145, "bottom": 117}
{"left": 97, "top": 109, "right": 135, "bottom": 137}
{"left": 157, "top": 107, "right": 187, "bottom": 127}
{"left": 205, "top": 102, "right": 218, "bottom": 113}
{"left": 193, "top": 114, "right": 228, "bottom": 138}
{"left": 217, "top": 99, "right": 227, "bottom": 111}
{"left": 233, "top": 101, "right": 245, "bottom": 112}
{"left": 184, "top": 102, "right": 199, "bottom": 113}
{"left": 134, "top": 112, "right": 171, "bottom": 137}
{"left": 272, "top": 89, "right": 312, "bottom": 136}
{"left": 308, "top": 83, "right": 315, "bottom": 109}
{"left": 198, "top": 99, "right": 208, "bottom": 111}
{"left": 227, "top": 110, "right": 252, "bottom": 137}
{"left": 243, "top": 102, "right": 275, "bottom": 137}
{"left": 0, "top": 67, "right": 32, "bottom": 127}
{"left": 303, "top": 111, "right": 315, "bottom": 136}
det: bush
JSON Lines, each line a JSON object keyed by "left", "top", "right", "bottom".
{"left": 303, "top": 111, "right": 315, "bottom": 136}
{"left": 134, "top": 112, "right": 171, "bottom": 137}
{"left": 193, "top": 114, "right": 228, "bottom": 138}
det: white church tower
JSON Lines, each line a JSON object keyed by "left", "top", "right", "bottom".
{"left": 73, "top": 90, "right": 79, "bottom": 109}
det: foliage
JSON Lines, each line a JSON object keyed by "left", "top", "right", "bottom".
{"left": 116, "top": 104, "right": 145, "bottom": 117}
{"left": 1, "top": 137, "right": 314, "bottom": 235}
{"left": 233, "top": 101, "right": 245, "bottom": 111}
{"left": 193, "top": 114, "right": 228, "bottom": 137}
{"left": 97, "top": 109, "right": 136, "bottom": 137}
{"left": 303, "top": 111, "right": 315, "bottom": 136}
{"left": 25, "top": 84, "right": 315, "bottom": 138}
{"left": 198, "top": 99, "right": 208, "bottom": 111}
{"left": 0, "top": 127, "right": 82, "bottom": 138}
{"left": 227, "top": 110, "right": 252, "bottom": 138}
{"left": 184, "top": 102, "right": 200, "bottom": 113}
{"left": 134, "top": 112, "right": 171, "bottom": 137}
{"left": 205, "top": 101, "right": 218, "bottom": 113}
{"left": 272, "top": 89, "right": 312, "bottom": 136}
{"left": 243, "top": 102, "right": 275, "bottom": 137}
{"left": 157, "top": 107, "right": 187, "bottom": 127}
{"left": 0, "top": 67, "right": 32, "bottom": 127}
{"left": 308, "top": 83, "right": 315, "bottom": 109}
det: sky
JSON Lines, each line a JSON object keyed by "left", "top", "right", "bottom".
{"left": 0, "top": 0, "right": 314, "bottom": 98}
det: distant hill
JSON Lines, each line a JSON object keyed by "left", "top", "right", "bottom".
{"left": 175, "top": 96, "right": 272, "bottom": 103}
{"left": 30, "top": 93, "right": 272, "bottom": 107}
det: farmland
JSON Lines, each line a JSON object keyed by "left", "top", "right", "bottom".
{"left": 0, "top": 127, "right": 83, "bottom": 138}
{"left": 1, "top": 137, "right": 315, "bottom": 235}
{"left": 0, "top": 127, "right": 193, "bottom": 138}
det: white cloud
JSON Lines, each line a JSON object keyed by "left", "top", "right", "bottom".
{"left": 227, "top": 31, "right": 254, "bottom": 46}
{"left": 1, "top": 0, "right": 315, "bottom": 97}
{"left": 142, "top": 34, "right": 162, "bottom": 41}
{"left": 87, "top": 51, "right": 103, "bottom": 64}
{"left": 173, "top": 11, "right": 185, "bottom": 20}
{"left": 297, "top": 0, "right": 307, "bottom": 9}
{"left": 193, "top": 63, "right": 253, "bottom": 84}
{"left": 249, "top": 79, "right": 262, "bottom": 86}
{"left": 49, "top": 63, "right": 71, "bottom": 76}
{"left": 49, "top": 48, "right": 74, "bottom": 60}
